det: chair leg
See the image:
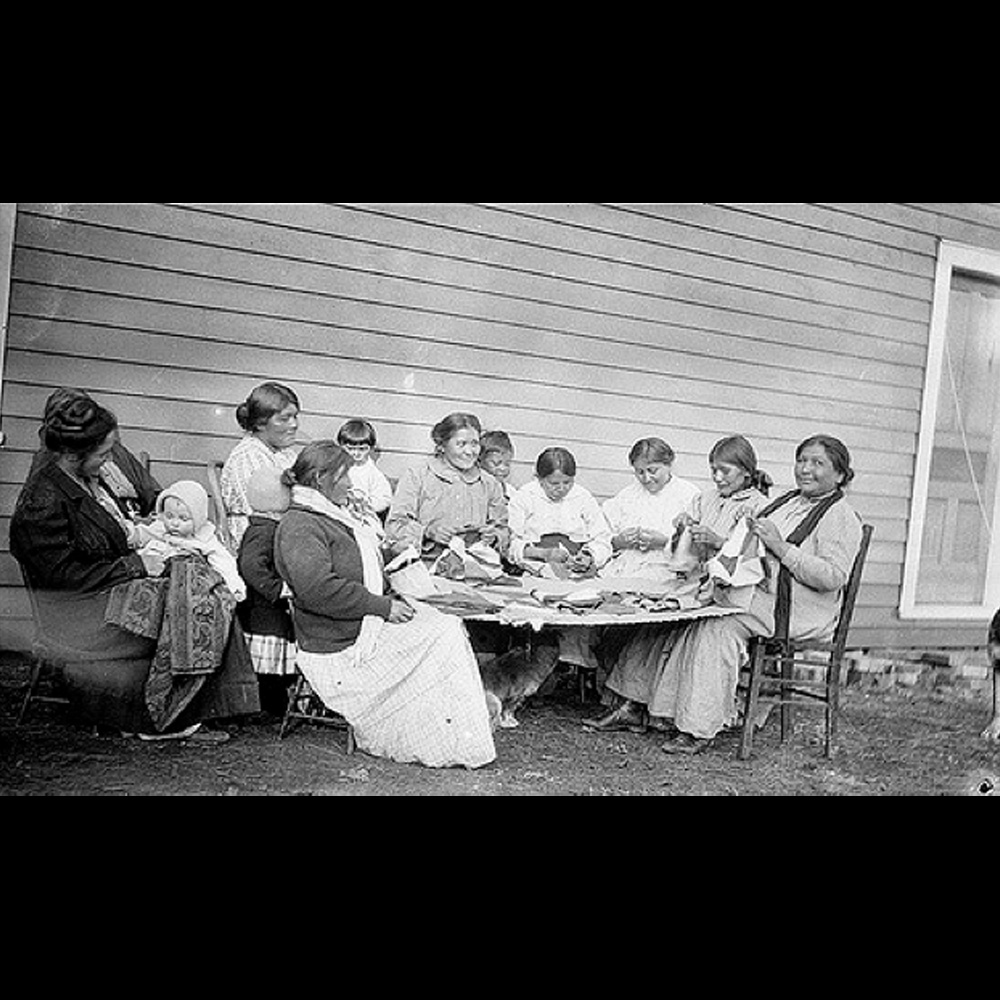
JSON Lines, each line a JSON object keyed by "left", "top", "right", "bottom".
{"left": 779, "top": 651, "right": 794, "bottom": 744}
{"left": 738, "top": 643, "right": 765, "bottom": 761}
{"left": 16, "top": 659, "right": 44, "bottom": 727}
{"left": 279, "top": 672, "right": 306, "bottom": 740}
{"left": 825, "top": 660, "right": 840, "bottom": 758}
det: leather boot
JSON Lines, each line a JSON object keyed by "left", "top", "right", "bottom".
{"left": 582, "top": 699, "right": 647, "bottom": 733}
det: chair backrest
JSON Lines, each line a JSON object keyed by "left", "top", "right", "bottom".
{"left": 16, "top": 560, "right": 60, "bottom": 659}
{"left": 206, "top": 460, "right": 234, "bottom": 552}
{"left": 828, "top": 522, "right": 874, "bottom": 657}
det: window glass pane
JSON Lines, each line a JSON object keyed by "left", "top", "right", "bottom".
{"left": 915, "top": 269, "right": 1000, "bottom": 605}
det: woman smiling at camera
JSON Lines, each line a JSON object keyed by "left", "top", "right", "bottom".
{"left": 585, "top": 434, "right": 863, "bottom": 755}
{"left": 384, "top": 412, "right": 509, "bottom": 563}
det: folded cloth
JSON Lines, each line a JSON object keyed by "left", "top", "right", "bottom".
{"left": 105, "top": 551, "right": 238, "bottom": 731}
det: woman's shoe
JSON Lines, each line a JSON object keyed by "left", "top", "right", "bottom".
{"left": 138, "top": 723, "right": 201, "bottom": 742}
{"left": 582, "top": 700, "right": 647, "bottom": 733}
{"left": 648, "top": 716, "right": 678, "bottom": 736}
{"left": 186, "top": 726, "right": 231, "bottom": 745}
{"left": 662, "top": 732, "right": 713, "bottom": 754}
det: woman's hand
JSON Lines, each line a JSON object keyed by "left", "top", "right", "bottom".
{"left": 139, "top": 550, "right": 167, "bottom": 577}
{"left": 689, "top": 523, "right": 725, "bottom": 552}
{"left": 748, "top": 516, "right": 789, "bottom": 558}
{"left": 425, "top": 524, "right": 455, "bottom": 546}
{"left": 637, "top": 528, "right": 669, "bottom": 552}
{"left": 613, "top": 527, "right": 640, "bottom": 550}
{"left": 387, "top": 599, "right": 416, "bottom": 624}
{"left": 527, "top": 544, "right": 567, "bottom": 563}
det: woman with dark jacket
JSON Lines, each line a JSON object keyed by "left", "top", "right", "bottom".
{"left": 29, "top": 387, "right": 161, "bottom": 520}
{"left": 10, "top": 394, "right": 257, "bottom": 737}
{"left": 273, "top": 440, "right": 496, "bottom": 768}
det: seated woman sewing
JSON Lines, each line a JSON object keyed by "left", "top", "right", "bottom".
{"left": 584, "top": 434, "right": 863, "bottom": 754}
{"left": 383, "top": 411, "right": 509, "bottom": 564}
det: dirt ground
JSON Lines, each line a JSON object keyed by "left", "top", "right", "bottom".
{"left": 1, "top": 655, "right": 998, "bottom": 796}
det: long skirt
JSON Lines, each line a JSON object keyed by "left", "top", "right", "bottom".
{"left": 296, "top": 604, "right": 496, "bottom": 769}
{"left": 606, "top": 613, "right": 769, "bottom": 740}
{"left": 61, "top": 621, "right": 259, "bottom": 733}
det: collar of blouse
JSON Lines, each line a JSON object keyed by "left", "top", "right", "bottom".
{"left": 429, "top": 454, "right": 483, "bottom": 485}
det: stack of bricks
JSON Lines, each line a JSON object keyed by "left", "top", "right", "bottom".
{"left": 841, "top": 648, "right": 996, "bottom": 700}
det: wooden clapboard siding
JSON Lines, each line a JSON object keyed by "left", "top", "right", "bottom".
{"left": 1, "top": 201, "right": 998, "bottom": 653}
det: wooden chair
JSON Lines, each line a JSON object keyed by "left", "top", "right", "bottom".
{"left": 277, "top": 606, "right": 355, "bottom": 753}
{"left": 15, "top": 565, "right": 71, "bottom": 726}
{"left": 278, "top": 670, "right": 356, "bottom": 753}
{"left": 737, "top": 522, "right": 874, "bottom": 761}
{"left": 205, "top": 459, "right": 235, "bottom": 552}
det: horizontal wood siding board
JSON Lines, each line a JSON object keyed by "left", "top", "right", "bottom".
{"left": 824, "top": 202, "right": 1000, "bottom": 252}
{"left": 462, "top": 202, "right": 931, "bottom": 320}
{"left": 12, "top": 258, "right": 928, "bottom": 392}
{"left": 10, "top": 278, "right": 926, "bottom": 394}
{"left": 202, "top": 200, "right": 936, "bottom": 298}
{"left": 604, "top": 203, "right": 937, "bottom": 276}
{"left": 716, "top": 203, "right": 939, "bottom": 257}
{"left": 1, "top": 381, "right": 919, "bottom": 491}
{"left": 597, "top": 203, "right": 937, "bottom": 289}
{"left": 850, "top": 625, "right": 989, "bottom": 649}
{"left": 15, "top": 207, "right": 929, "bottom": 347}
{"left": 7, "top": 284, "right": 923, "bottom": 423}
{"left": 28, "top": 200, "right": 933, "bottom": 324}
{"left": 13, "top": 244, "right": 928, "bottom": 375}
{"left": 904, "top": 202, "right": 1000, "bottom": 230}
{"left": 5, "top": 315, "right": 921, "bottom": 452}
{"left": 3, "top": 370, "right": 920, "bottom": 506}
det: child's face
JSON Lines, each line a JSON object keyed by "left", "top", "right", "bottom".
{"left": 161, "top": 497, "right": 196, "bottom": 537}
{"left": 441, "top": 428, "right": 481, "bottom": 472}
{"left": 711, "top": 460, "right": 750, "bottom": 498}
{"left": 342, "top": 441, "right": 372, "bottom": 466}
{"left": 632, "top": 457, "right": 672, "bottom": 494}
{"left": 539, "top": 470, "right": 574, "bottom": 502}
{"left": 480, "top": 448, "right": 512, "bottom": 482}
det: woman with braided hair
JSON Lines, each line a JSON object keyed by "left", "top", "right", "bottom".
{"left": 585, "top": 434, "right": 863, "bottom": 754}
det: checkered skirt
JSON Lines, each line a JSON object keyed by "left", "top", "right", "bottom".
{"left": 296, "top": 604, "right": 496, "bottom": 769}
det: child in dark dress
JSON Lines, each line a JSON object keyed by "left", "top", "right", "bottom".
{"left": 236, "top": 464, "right": 296, "bottom": 716}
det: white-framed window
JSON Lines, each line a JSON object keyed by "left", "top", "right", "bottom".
{"left": 0, "top": 203, "right": 16, "bottom": 446}
{"left": 900, "top": 239, "right": 1000, "bottom": 619}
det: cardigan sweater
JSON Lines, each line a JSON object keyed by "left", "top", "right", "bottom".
{"left": 236, "top": 515, "right": 293, "bottom": 638}
{"left": 273, "top": 504, "right": 394, "bottom": 654}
